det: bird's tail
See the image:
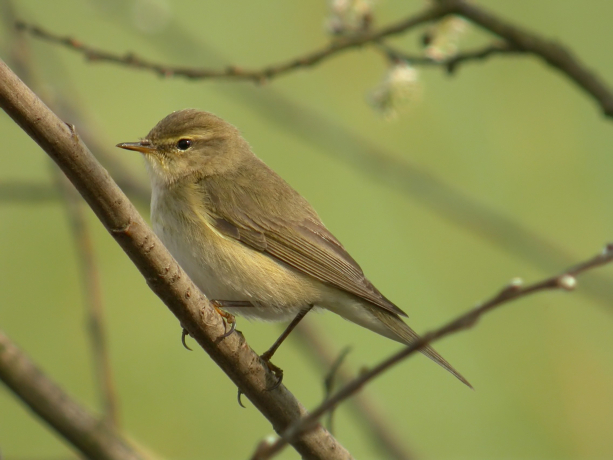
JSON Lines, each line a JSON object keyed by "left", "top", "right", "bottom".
{"left": 365, "top": 305, "right": 473, "bottom": 389}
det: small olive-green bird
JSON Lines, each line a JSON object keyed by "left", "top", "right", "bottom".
{"left": 117, "top": 109, "right": 470, "bottom": 388}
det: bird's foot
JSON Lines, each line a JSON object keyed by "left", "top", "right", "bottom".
{"left": 235, "top": 350, "right": 284, "bottom": 408}
{"left": 260, "top": 349, "right": 284, "bottom": 391}
{"left": 179, "top": 301, "right": 238, "bottom": 350}
{"left": 211, "top": 300, "right": 237, "bottom": 339}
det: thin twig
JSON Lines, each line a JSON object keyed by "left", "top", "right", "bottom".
{"left": 252, "top": 244, "right": 613, "bottom": 460}
{"left": 53, "top": 168, "right": 120, "bottom": 427}
{"left": 0, "top": 57, "right": 350, "bottom": 460}
{"left": 322, "top": 346, "right": 351, "bottom": 435}
{"left": 294, "top": 322, "right": 415, "bottom": 460}
{"left": 0, "top": 330, "right": 145, "bottom": 460}
{"left": 442, "top": 42, "right": 524, "bottom": 74}
{"left": 16, "top": 0, "right": 613, "bottom": 118}
{"left": 444, "top": 0, "right": 613, "bottom": 117}
{"left": 376, "top": 41, "right": 526, "bottom": 74}
{"left": 14, "top": 3, "right": 453, "bottom": 83}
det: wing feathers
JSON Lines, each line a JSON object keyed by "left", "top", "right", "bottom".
{"left": 199, "top": 168, "right": 407, "bottom": 317}
{"left": 211, "top": 214, "right": 407, "bottom": 317}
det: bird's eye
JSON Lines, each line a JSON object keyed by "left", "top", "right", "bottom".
{"left": 177, "top": 139, "right": 192, "bottom": 150}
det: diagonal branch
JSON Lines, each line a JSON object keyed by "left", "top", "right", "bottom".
{"left": 0, "top": 329, "right": 146, "bottom": 460}
{"left": 0, "top": 58, "right": 350, "bottom": 460}
{"left": 253, "top": 243, "right": 613, "bottom": 459}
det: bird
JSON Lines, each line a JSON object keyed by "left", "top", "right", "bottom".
{"left": 117, "top": 109, "right": 471, "bottom": 388}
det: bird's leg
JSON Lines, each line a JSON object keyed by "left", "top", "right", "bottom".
{"left": 181, "top": 300, "right": 254, "bottom": 349}
{"left": 260, "top": 305, "right": 314, "bottom": 390}
{"left": 235, "top": 304, "right": 314, "bottom": 406}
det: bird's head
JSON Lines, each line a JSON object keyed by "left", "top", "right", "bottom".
{"left": 117, "top": 109, "right": 250, "bottom": 186}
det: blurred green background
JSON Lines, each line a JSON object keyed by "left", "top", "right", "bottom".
{"left": 1, "top": 1, "right": 613, "bottom": 459}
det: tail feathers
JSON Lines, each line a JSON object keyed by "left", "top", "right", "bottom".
{"left": 369, "top": 306, "right": 473, "bottom": 389}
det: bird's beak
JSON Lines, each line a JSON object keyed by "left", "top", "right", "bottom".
{"left": 116, "top": 140, "right": 156, "bottom": 155}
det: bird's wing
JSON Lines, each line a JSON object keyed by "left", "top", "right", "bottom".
{"left": 198, "top": 168, "right": 407, "bottom": 317}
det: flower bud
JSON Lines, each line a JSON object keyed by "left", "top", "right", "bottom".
{"left": 369, "top": 61, "right": 421, "bottom": 118}
{"left": 424, "top": 16, "right": 469, "bottom": 62}
{"left": 326, "top": 0, "right": 374, "bottom": 36}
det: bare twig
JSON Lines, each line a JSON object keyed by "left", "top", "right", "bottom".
{"left": 0, "top": 330, "right": 145, "bottom": 460}
{"left": 444, "top": 0, "right": 613, "bottom": 117}
{"left": 376, "top": 41, "right": 526, "bottom": 74}
{"left": 294, "top": 322, "right": 415, "bottom": 460}
{"left": 442, "top": 42, "right": 524, "bottom": 74}
{"left": 14, "top": 3, "right": 452, "bottom": 83}
{"left": 253, "top": 244, "right": 613, "bottom": 460}
{"left": 16, "top": 0, "right": 613, "bottom": 118}
{"left": 322, "top": 346, "right": 351, "bottom": 435}
{"left": 0, "top": 57, "right": 350, "bottom": 460}
{"left": 53, "top": 169, "right": 120, "bottom": 427}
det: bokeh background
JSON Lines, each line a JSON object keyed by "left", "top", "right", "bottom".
{"left": 1, "top": 1, "right": 613, "bottom": 459}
